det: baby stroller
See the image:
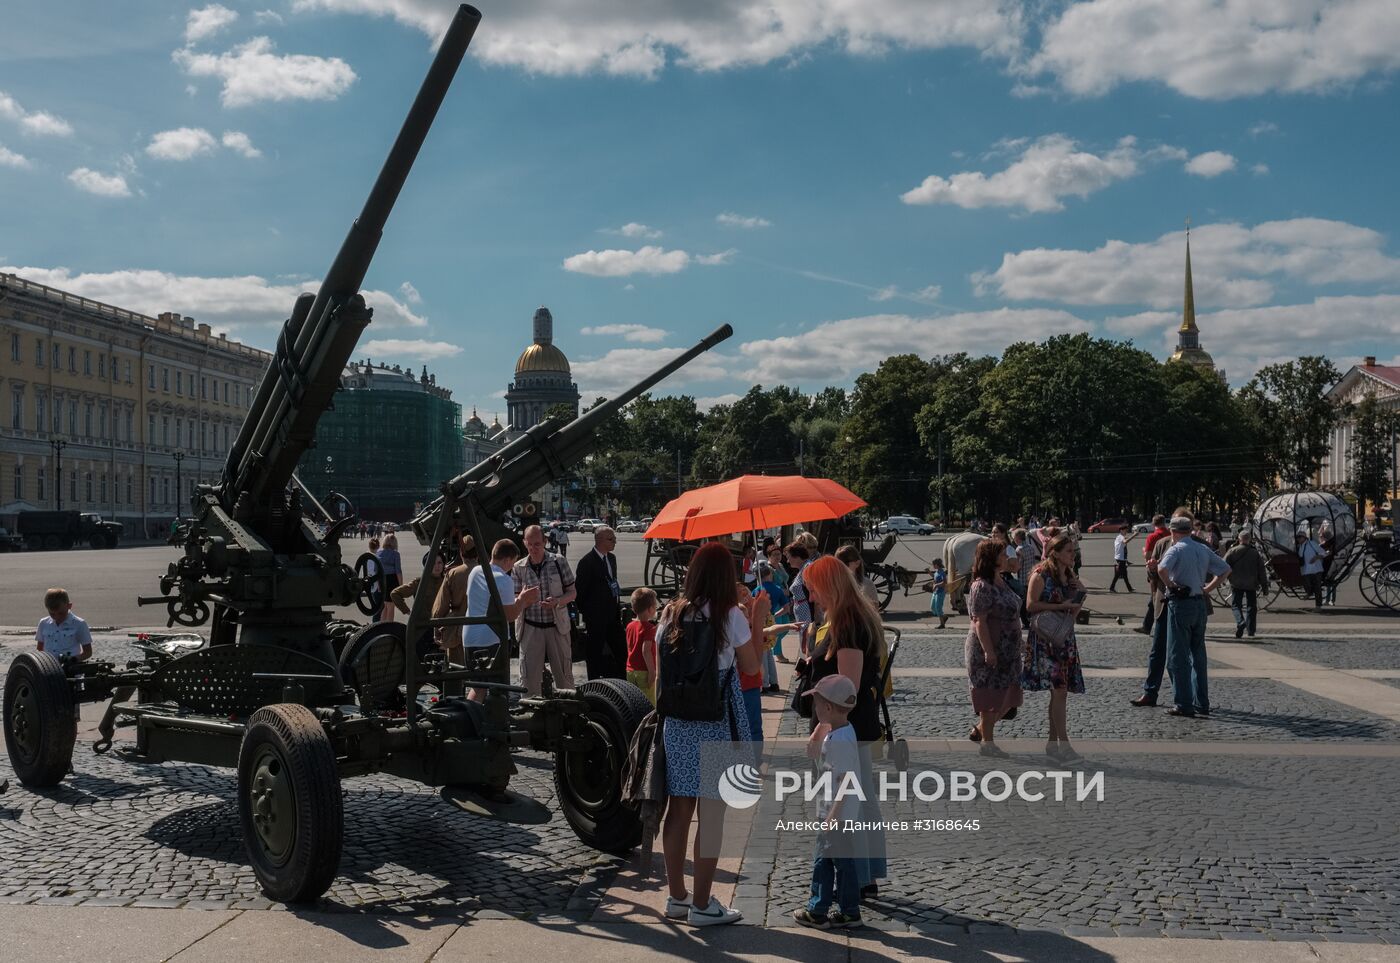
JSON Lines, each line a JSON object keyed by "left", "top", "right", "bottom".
{"left": 875, "top": 626, "right": 910, "bottom": 771}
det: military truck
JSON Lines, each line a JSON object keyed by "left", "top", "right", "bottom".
{"left": 3, "top": 5, "right": 728, "bottom": 904}
{"left": 16, "top": 510, "right": 124, "bottom": 550}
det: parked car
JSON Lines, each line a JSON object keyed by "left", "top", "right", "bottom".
{"left": 552, "top": 519, "right": 577, "bottom": 532}
{"left": 0, "top": 525, "right": 23, "bottom": 552}
{"left": 1087, "top": 517, "right": 1133, "bottom": 533}
{"left": 615, "top": 519, "right": 643, "bottom": 533}
{"left": 1132, "top": 521, "right": 1157, "bottom": 535}
{"left": 877, "top": 515, "right": 937, "bottom": 536}
{"left": 576, "top": 518, "right": 601, "bottom": 533}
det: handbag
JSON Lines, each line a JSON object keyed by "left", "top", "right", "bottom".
{"left": 789, "top": 655, "right": 814, "bottom": 718}
{"left": 1031, "top": 609, "right": 1075, "bottom": 649}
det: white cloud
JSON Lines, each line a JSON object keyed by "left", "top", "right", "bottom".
{"left": 580, "top": 323, "right": 668, "bottom": 343}
{"left": 146, "top": 127, "right": 219, "bottom": 160}
{"left": 398, "top": 280, "right": 422, "bottom": 304}
{"left": 740, "top": 309, "right": 1094, "bottom": 384}
{"left": 67, "top": 168, "right": 131, "bottom": 198}
{"left": 361, "top": 338, "right": 461, "bottom": 360}
{"left": 696, "top": 248, "right": 737, "bottom": 266}
{"left": 871, "top": 283, "right": 941, "bottom": 304}
{"left": 0, "top": 91, "right": 74, "bottom": 137}
{"left": 716, "top": 211, "right": 771, "bottom": 229}
{"left": 186, "top": 4, "right": 240, "bottom": 44}
{"left": 1251, "top": 163, "right": 1270, "bottom": 176}
{"left": 0, "top": 144, "right": 29, "bottom": 168}
{"left": 609, "top": 222, "right": 661, "bottom": 239}
{"left": 563, "top": 246, "right": 691, "bottom": 277}
{"left": 174, "top": 37, "right": 357, "bottom": 107}
{"left": 573, "top": 345, "right": 732, "bottom": 397}
{"left": 1029, "top": 0, "right": 1400, "bottom": 99}
{"left": 221, "top": 130, "right": 262, "bottom": 157}
{"left": 1248, "top": 121, "right": 1279, "bottom": 138}
{"left": 1184, "top": 150, "right": 1236, "bottom": 178}
{"left": 696, "top": 393, "right": 743, "bottom": 411}
{"left": 291, "top": 0, "right": 1022, "bottom": 78}
{"left": 975, "top": 218, "right": 1400, "bottom": 309}
{"left": 254, "top": 10, "right": 285, "bottom": 26}
{"left": 901, "top": 134, "right": 1184, "bottom": 213}
{"left": 0, "top": 265, "right": 425, "bottom": 333}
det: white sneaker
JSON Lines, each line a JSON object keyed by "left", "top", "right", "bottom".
{"left": 688, "top": 897, "right": 742, "bottom": 926}
{"left": 664, "top": 894, "right": 691, "bottom": 919}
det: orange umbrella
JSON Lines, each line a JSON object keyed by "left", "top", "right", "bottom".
{"left": 643, "top": 475, "right": 866, "bottom": 542}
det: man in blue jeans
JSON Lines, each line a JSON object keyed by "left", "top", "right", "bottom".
{"left": 1156, "top": 516, "right": 1231, "bottom": 718}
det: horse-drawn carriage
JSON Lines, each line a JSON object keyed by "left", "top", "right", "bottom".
{"left": 1213, "top": 491, "right": 1400, "bottom": 612}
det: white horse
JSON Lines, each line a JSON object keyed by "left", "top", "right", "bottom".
{"left": 943, "top": 531, "right": 986, "bottom": 614}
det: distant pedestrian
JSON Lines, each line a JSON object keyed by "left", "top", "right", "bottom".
{"left": 928, "top": 558, "right": 948, "bottom": 629}
{"left": 377, "top": 533, "right": 403, "bottom": 622}
{"left": 1134, "top": 515, "right": 1169, "bottom": 634}
{"left": 1109, "top": 525, "right": 1138, "bottom": 592}
{"left": 785, "top": 542, "right": 817, "bottom": 651}
{"left": 553, "top": 524, "right": 570, "bottom": 558}
{"left": 751, "top": 561, "right": 789, "bottom": 688}
{"left": 1204, "top": 521, "right": 1222, "bottom": 552}
{"left": 1297, "top": 531, "right": 1325, "bottom": 611}
{"left": 1224, "top": 531, "right": 1269, "bottom": 639}
{"left": 1157, "top": 516, "right": 1230, "bottom": 717}
{"left": 1023, "top": 534, "right": 1087, "bottom": 763}
{"left": 965, "top": 540, "right": 1023, "bottom": 758}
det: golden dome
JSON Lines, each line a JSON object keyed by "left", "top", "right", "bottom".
{"left": 515, "top": 341, "right": 571, "bottom": 375}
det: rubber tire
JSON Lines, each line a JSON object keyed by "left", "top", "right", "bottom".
{"left": 25, "top": 536, "right": 43, "bottom": 552}
{"left": 237, "top": 704, "right": 343, "bottom": 903}
{"left": 2, "top": 651, "right": 77, "bottom": 787}
{"left": 105, "top": 535, "right": 119, "bottom": 549}
{"left": 89, "top": 536, "right": 103, "bottom": 550}
{"left": 554, "top": 678, "right": 649, "bottom": 855}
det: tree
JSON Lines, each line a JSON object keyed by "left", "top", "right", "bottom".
{"left": 913, "top": 354, "right": 996, "bottom": 521}
{"left": 1347, "top": 391, "right": 1397, "bottom": 518}
{"left": 835, "top": 355, "right": 937, "bottom": 515}
{"left": 1239, "top": 356, "right": 1343, "bottom": 490}
{"left": 690, "top": 386, "right": 809, "bottom": 484}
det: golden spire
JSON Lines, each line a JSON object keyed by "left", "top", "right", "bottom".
{"left": 1180, "top": 218, "right": 1197, "bottom": 333}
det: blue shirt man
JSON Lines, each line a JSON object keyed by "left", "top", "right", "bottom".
{"left": 1156, "top": 517, "right": 1230, "bottom": 718}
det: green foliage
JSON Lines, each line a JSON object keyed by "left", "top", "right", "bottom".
{"left": 1347, "top": 391, "right": 1397, "bottom": 515}
{"left": 1239, "top": 356, "right": 1343, "bottom": 489}
{"left": 834, "top": 355, "right": 938, "bottom": 516}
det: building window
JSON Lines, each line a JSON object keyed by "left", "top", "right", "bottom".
{"left": 52, "top": 343, "right": 60, "bottom": 368}
{"left": 52, "top": 396, "right": 62, "bottom": 433}
{"left": 100, "top": 473, "right": 107, "bottom": 503}
{"left": 223, "top": 381, "right": 229, "bottom": 404}
{"left": 162, "top": 416, "right": 170, "bottom": 446}
{"left": 68, "top": 346, "right": 76, "bottom": 372}
{"left": 223, "top": 424, "right": 229, "bottom": 450}
{"left": 99, "top": 404, "right": 107, "bottom": 440}
{"left": 212, "top": 378, "right": 219, "bottom": 403}
{"left": 85, "top": 472, "right": 93, "bottom": 502}
{"left": 125, "top": 474, "right": 132, "bottom": 505}
{"left": 98, "top": 354, "right": 106, "bottom": 379}
{"left": 149, "top": 414, "right": 156, "bottom": 443}
{"left": 175, "top": 371, "right": 182, "bottom": 395}
{"left": 35, "top": 394, "right": 45, "bottom": 432}
{"left": 201, "top": 376, "right": 207, "bottom": 400}
{"left": 187, "top": 420, "right": 194, "bottom": 449}
{"left": 162, "top": 477, "right": 170, "bottom": 505}
{"left": 84, "top": 350, "right": 91, "bottom": 375}
{"left": 148, "top": 364, "right": 156, "bottom": 389}
{"left": 200, "top": 422, "right": 206, "bottom": 451}
{"left": 70, "top": 470, "right": 77, "bottom": 503}
{"left": 68, "top": 400, "right": 77, "bottom": 436}
{"left": 9, "top": 332, "right": 18, "bottom": 362}
{"left": 35, "top": 338, "right": 44, "bottom": 367}
{"left": 125, "top": 360, "right": 133, "bottom": 384}
{"left": 85, "top": 403, "right": 93, "bottom": 437}
{"left": 11, "top": 388, "right": 22, "bottom": 430}
{"left": 37, "top": 468, "right": 45, "bottom": 502}
{"left": 125, "top": 410, "right": 133, "bottom": 442}
{"left": 149, "top": 476, "right": 156, "bottom": 505}
{"left": 12, "top": 465, "right": 21, "bottom": 501}
{"left": 176, "top": 417, "right": 183, "bottom": 446}
{"left": 162, "top": 367, "right": 169, "bottom": 391}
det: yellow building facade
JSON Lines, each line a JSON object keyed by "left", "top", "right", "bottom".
{"left": 1, "top": 272, "right": 270, "bottom": 539}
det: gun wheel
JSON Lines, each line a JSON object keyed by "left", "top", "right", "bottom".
{"left": 554, "top": 679, "right": 649, "bottom": 854}
{"left": 238, "top": 704, "right": 343, "bottom": 903}
{"left": 2, "top": 651, "right": 76, "bottom": 787}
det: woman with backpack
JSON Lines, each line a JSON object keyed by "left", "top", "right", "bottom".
{"left": 658, "top": 541, "right": 767, "bottom": 927}
{"left": 800, "top": 555, "right": 888, "bottom": 899}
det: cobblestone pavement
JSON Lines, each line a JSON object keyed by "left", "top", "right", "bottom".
{"left": 894, "top": 631, "right": 1229, "bottom": 670}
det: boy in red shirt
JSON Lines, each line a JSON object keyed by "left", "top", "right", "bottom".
{"left": 625, "top": 587, "right": 659, "bottom": 705}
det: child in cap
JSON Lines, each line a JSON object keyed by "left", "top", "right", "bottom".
{"left": 793, "top": 674, "right": 864, "bottom": 930}
{"left": 36, "top": 587, "right": 92, "bottom": 720}
{"left": 625, "top": 587, "right": 659, "bottom": 705}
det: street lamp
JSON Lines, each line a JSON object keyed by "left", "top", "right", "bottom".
{"left": 50, "top": 438, "right": 66, "bottom": 511}
{"left": 172, "top": 451, "right": 184, "bottom": 514}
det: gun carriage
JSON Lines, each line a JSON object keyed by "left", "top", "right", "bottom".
{"left": 2, "top": 4, "right": 732, "bottom": 903}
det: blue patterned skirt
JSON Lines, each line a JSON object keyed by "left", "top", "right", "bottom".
{"left": 662, "top": 671, "right": 751, "bottom": 798}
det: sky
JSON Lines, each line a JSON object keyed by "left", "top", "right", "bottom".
{"left": 3, "top": 0, "right": 1400, "bottom": 419}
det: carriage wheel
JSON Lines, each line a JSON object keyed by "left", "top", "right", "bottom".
{"left": 1212, "top": 582, "right": 1234, "bottom": 609}
{"left": 1259, "top": 581, "right": 1283, "bottom": 610}
{"left": 1359, "top": 568, "right": 1379, "bottom": 607}
{"left": 1373, "top": 561, "right": 1400, "bottom": 611}
{"left": 870, "top": 570, "right": 894, "bottom": 611}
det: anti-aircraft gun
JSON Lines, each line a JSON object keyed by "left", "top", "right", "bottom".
{"left": 1, "top": 4, "right": 731, "bottom": 904}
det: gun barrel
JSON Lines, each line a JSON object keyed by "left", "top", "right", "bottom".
{"left": 411, "top": 323, "right": 732, "bottom": 540}
{"left": 224, "top": 5, "right": 482, "bottom": 506}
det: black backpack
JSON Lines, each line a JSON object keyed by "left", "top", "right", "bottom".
{"left": 656, "top": 610, "right": 731, "bottom": 722}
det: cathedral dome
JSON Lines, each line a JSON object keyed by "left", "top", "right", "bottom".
{"left": 514, "top": 341, "right": 572, "bottom": 375}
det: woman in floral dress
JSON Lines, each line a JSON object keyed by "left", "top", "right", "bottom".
{"left": 965, "top": 539, "right": 1024, "bottom": 758}
{"left": 1023, "top": 533, "right": 1087, "bottom": 763}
